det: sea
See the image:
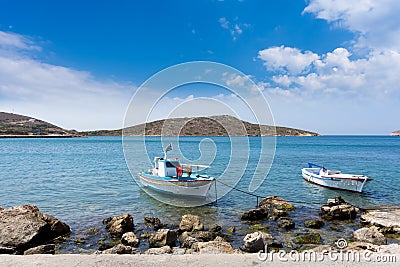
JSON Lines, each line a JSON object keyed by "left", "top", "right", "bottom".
{"left": 1, "top": 136, "right": 399, "bottom": 252}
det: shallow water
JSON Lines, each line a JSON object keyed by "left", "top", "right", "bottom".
{"left": 0, "top": 136, "right": 399, "bottom": 252}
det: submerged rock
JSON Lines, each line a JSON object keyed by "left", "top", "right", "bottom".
{"left": 320, "top": 197, "right": 359, "bottom": 220}
{"left": 360, "top": 209, "right": 400, "bottom": 234}
{"left": 179, "top": 214, "right": 204, "bottom": 232}
{"left": 23, "top": 244, "right": 55, "bottom": 255}
{"left": 0, "top": 205, "right": 70, "bottom": 254}
{"left": 144, "top": 216, "right": 165, "bottom": 230}
{"left": 304, "top": 218, "right": 325, "bottom": 229}
{"left": 149, "top": 229, "right": 177, "bottom": 248}
{"left": 241, "top": 208, "right": 268, "bottom": 221}
{"left": 278, "top": 217, "right": 295, "bottom": 230}
{"left": 294, "top": 233, "right": 322, "bottom": 244}
{"left": 106, "top": 214, "right": 134, "bottom": 237}
{"left": 121, "top": 232, "right": 139, "bottom": 247}
{"left": 242, "top": 231, "right": 275, "bottom": 253}
{"left": 353, "top": 227, "right": 387, "bottom": 245}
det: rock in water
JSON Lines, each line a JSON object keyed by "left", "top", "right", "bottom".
{"left": 259, "top": 196, "right": 295, "bottom": 220}
{"left": 353, "top": 227, "right": 387, "bottom": 245}
{"left": 242, "top": 231, "right": 275, "bottom": 253}
{"left": 149, "top": 229, "right": 177, "bottom": 248}
{"left": 179, "top": 214, "right": 204, "bottom": 232}
{"left": 106, "top": 214, "right": 134, "bottom": 237}
{"left": 294, "top": 233, "right": 322, "bottom": 244}
{"left": 304, "top": 218, "right": 325, "bottom": 229}
{"left": 278, "top": 217, "right": 295, "bottom": 230}
{"left": 0, "top": 205, "right": 70, "bottom": 253}
{"left": 144, "top": 216, "right": 165, "bottom": 230}
{"left": 320, "top": 197, "right": 359, "bottom": 220}
{"left": 121, "top": 232, "right": 139, "bottom": 247}
{"left": 240, "top": 208, "right": 268, "bottom": 221}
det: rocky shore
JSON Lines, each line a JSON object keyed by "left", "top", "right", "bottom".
{"left": 1, "top": 196, "right": 399, "bottom": 257}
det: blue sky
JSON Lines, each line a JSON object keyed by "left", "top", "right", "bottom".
{"left": 0, "top": 0, "right": 399, "bottom": 134}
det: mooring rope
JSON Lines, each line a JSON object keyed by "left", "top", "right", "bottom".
{"left": 215, "top": 179, "right": 325, "bottom": 207}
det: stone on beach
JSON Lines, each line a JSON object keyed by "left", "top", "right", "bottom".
{"left": 148, "top": 229, "right": 177, "bottom": 248}
{"left": 0, "top": 205, "right": 70, "bottom": 254}
{"left": 360, "top": 209, "right": 400, "bottom": 234}
{"left": 178, "top": 231, "right": 214, "bottom": 248}
{"left": 106, "top": 214, "right": 134, "bottom": 237}
{"left": 320, "top": 197, "right": 359, "bottom": 220}
{"left": 144, "top": 245, "right": 172, "bottom": 255}
{"left": 179, "top": 214, "right": 204, "bottom": 232}
{"left": 195, "top": 236, "right": 236, "bottom": 254}
{"left": 102, "top": 244, "right": 134, "bottom": 254}
{"left": 23, "top": 244, "right": 55, "bottom": 255}
{"left": 353, "top": 227, "right": 387, "bottom": 245}
{"left": 121, "top": 232, "right": 139, "bottom": 247}
{"left": 242, "top": 231, "right": 275, "bottom": 253}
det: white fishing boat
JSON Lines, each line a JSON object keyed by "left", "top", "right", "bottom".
{"left": 302, "top": 163, "right": 372, "bottom": 193}
{"left": 138, "top": 144, "right": 215, "bottom": 198}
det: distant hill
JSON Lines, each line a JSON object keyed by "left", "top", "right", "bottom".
{"left": 83, "top": 115, "right": 319, "bottom": 136}
{"left": 0, "top": 112, "right": 78, "bottom": 137}
{"left": 390, "top": 130, "right": 400, "bottom": 136}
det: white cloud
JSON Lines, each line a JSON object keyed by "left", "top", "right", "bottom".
{"left": 0, "top": 30, "right": 134, "bottom": 130}
{"left": 218, "top": 17, "right": 248, "bottom": 40}
{"left": 0, "top": 31, "right": 41, "bottom": 51}
{"left": 258, "top": 46, "right": 319, "bottom": 75}
{"left": 303, "top": 0, "right": 400, "bottom": 51}
{"left": 257, "top": 1, "right": 400, "bottom": 134}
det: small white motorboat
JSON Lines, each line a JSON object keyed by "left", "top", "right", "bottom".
{"left": 302, "top": 163, "right": 372, "bottom": 193}
{"left": 138, "top": 144, "right": 215, "bottom": 198}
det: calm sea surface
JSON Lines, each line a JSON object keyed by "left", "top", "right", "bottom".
{"left": 1, "top": 136, "right": 399, "bottom": 252}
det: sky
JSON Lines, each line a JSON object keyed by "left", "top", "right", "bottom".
{"left": 0, "top": 0, "right": 399, "bottom": 134}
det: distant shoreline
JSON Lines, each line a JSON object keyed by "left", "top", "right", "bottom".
{"left": 0, "top": 135, "right": 78, "bottom": 139}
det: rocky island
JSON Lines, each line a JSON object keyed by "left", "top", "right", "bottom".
{"left": 390, "top": 130, "right": 400, "bottom": 136}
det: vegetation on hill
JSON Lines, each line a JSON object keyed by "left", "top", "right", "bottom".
{"left": 0, "top": 112, "right": 77, "bottom": 136}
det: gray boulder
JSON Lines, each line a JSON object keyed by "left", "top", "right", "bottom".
{"left": 149, "top": 229, "right": 177, "bottom": 248}
{"left": 0, "top": 205, "right": 70, "bottom": 253}
{"left": 121, "top": 232, "right": 139, "bottom": 247}
{"left": 195, "top": 236, "right": 236, "bottom": 254}
{"left": 242, "top": 231, "right": 275, "bottom": 253}
{"left": 179, "top": 214, "right": 204, "bottom": 232}
{"left": 320, "top": 197, "right": 359, "bottom": 220}
{"left": 106, "top": 214, "right": 134, "bottom": 237}
{"left": 102, "top": 244, "right": 134, "bottom": 254}
{"left": 23, "top": 244, "right": 55, "bottom": 255}
{"left": 353, "top": 227, "right": 387, "bottom": 245}
{"left": 360, "top": 209, "right": 400, "bottom": 234}
{"left": 144, "top": 245, "right": 172, "bottom": 255}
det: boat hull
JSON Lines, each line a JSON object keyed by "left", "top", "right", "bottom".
{"left": 302, "top": 168, "right": 369, "bottom": 193}
{"left": 138, "top": 173, "right": 215, "bottom": 198}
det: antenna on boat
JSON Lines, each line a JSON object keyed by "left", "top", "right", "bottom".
{"left": 164, "top": 143, "right": 173, "bottom": 159}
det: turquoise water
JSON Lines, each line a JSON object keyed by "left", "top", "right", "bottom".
{"left": 1, "top": 136, "right": 399, "bottom": 252}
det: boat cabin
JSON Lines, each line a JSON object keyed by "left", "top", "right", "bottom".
{"left": 153, "top": 157, "right": 182, "bottom": 177}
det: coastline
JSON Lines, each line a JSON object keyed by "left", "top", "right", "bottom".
{"left": 1, "top": 253, "right": 398, "bottom": 267}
